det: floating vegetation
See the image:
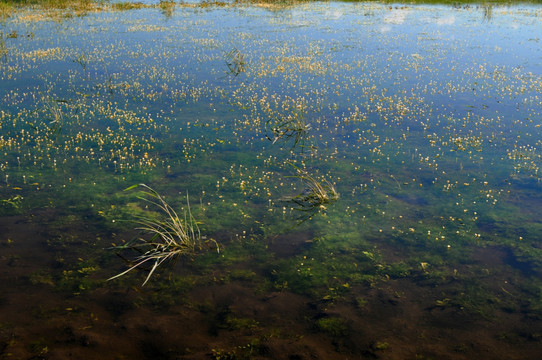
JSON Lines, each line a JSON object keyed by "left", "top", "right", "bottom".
{"left": 2, "top": 2, "right": 542, "bottom": 358}
{"left": 451, "top": 134, "right": 483, "bottom": 152}
{"left": 508, "top": 145, "right": 541, "bottom": 178}
{"left": 108, "top": 184, "right": 219, "bottom": 285}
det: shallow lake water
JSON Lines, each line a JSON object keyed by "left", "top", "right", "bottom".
{"left": 1, "top": 1, "right": 542, "bottom": 359}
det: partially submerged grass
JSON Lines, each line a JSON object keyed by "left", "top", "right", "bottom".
{"left": 1, "top": 0, "right": 532, "bottom": 20}
{"left": 265, "top": 114, "right": 311, "bottom": 148}
{"left": 41, "top": 97, "right": 66, "bottom": 136}
{"left": 159, "top": 0, "right": 176, "bottom": 17}
{"left": 108, "top": 184, "right": 219, "bottom": 286}
{"left": 0, "top": 0, "right": 97, "bottom": 8}
{"left": 0, "top": 0, "right": 165, "bottom": 19}
{"left": 112, "top": 1, "right": 148, "bottom": 11}
{"left": 289, "top": 166, "right": 339, "bottom": 224}
{"left": 0, "top": 0, "right": 104, "bottom": 19}
{"left": 0, "top": 34, "right": 6, "bottom": 62}
{"left": 224, "top": 47, "right": 246, "bottom": 77}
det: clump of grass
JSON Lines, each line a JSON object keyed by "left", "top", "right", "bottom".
{"left": 0, "top": 34, "right": 7, "bottom": 61}
{"left": 0, "top": 0, "right": 94, "bottom": 8}
{"left": 159, "top": 0, "right": 176, "bottom": 17}
{"left": 289, "top": 165, "right": 338, "bottom": 224}
{"left": 0, "top": 0, "right": 101, "bottom": 19}
{"left": 108, "top": 184, "right": 218, "bottom": 286}
{"left": 112, "top": 1, "right": 148, "bottom": 11}
{"left": 224, "top": 46, "right": 245, "bottom": 77}
{"left": 41, "top": 97, "right": 66, "bottom": 136}
{"left": 265, "top": 114, "right": 311, "bottom": 148}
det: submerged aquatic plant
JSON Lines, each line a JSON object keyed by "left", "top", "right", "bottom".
{"left": 289, "top": 166, "right": 338, "bottom": 224}
{"left": 1, "top": 194, "right": 23, "bottom": 213}
{"left": 108, "top": 184, "right": 218, "bottom": 285}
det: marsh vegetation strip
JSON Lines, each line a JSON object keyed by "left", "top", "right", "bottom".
{"left": 1, "top": 2, "right": 542, "bottom": 359}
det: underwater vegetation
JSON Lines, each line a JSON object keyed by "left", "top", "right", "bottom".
{"left": 2, "top": 1, "right": 542, "bottom": 358}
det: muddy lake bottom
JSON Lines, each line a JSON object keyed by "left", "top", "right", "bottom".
{"left": 2, "top": 210, "right": 542, "bottom": 359}
{"left": 2, "top": 1, "right": 542, "bottom": 359}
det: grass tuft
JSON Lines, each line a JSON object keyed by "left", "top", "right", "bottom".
{"left": 288, "top": 165, "right": 339, "bottom": 224}
{"left": 265, "top": 113, "right": 311, "bottom": 148}
{"left": 224, "top": 46, "right": 246, "bottom": 77}
{"left": 108, "top": 184, "right": 218, "bottom": 286}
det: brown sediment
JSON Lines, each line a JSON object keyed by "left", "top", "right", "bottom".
{"left": 2, "top": 213, "right": 542, "bottom": 359}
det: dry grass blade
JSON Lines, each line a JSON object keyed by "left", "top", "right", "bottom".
{"left": 108, "top": 184, "right": 218, "bottom": 286}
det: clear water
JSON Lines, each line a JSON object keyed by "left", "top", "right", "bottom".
{"left": 1, "top": 2, "right": 542, "bottom": 359}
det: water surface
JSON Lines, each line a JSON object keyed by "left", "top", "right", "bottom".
{"left": 1, "top": 2, "right": 542, "bottom": 359}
